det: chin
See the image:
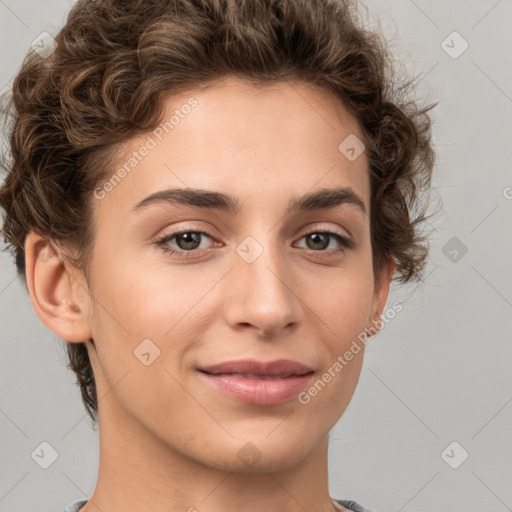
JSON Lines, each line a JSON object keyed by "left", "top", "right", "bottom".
{"left": 201, "top": 432, "right": 319, "bottom": 474}
{"left": 206, "top": 449, "right": 310, "bottom": 475}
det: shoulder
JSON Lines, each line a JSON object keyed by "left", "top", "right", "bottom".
{"left": 333, "top": 497, "right": 377, "bottom": 512}
{"left": 61, "top": 499, "right": 88, "bottom": 512}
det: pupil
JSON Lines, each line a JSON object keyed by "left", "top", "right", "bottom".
{"left": 178, "top": 232, "right": 200, "bottom": 250}
{"left": 308, "top": 233, "right": 328, "bottom": 250}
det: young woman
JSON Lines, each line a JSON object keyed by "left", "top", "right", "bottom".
{"left": 0, "top": 0, "right": 436, "bottom": 511}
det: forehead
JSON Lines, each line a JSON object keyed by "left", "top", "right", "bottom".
{"left": 95, "top": 76, "right": 370, "bottom": 218}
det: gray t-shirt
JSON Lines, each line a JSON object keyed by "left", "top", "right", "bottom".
{"left": 62, "top": 497, "right": 375, "bottom": 511}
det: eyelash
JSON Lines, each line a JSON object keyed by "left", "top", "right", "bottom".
{"left": 154, "top": 228, "right": 355, "bottom": 260}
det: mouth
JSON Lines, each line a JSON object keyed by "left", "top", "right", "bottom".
{"left": 199, "top": 371, "right": 312, "bottom": 379}
{"left": 196, "top": 359, "right": 315, "bottom": 405}
{"left": 197, "top": 358, "right": 314, "bottom": 377}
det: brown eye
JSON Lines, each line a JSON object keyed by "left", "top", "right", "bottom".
{"left": 296, "top": 231, "right": 355, "bottom": 254}
{"left": 155, "top": 230, "right": 215, "bottom": 258}
{"left": 305, "top": 232, "right": 330, "bottom": 250}
{"left": 174, "top": 232, "right": 202, "bottom": 250}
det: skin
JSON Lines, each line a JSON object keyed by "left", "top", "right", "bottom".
{"left": 25, "top": 76, "right": 394, "bottom": 512}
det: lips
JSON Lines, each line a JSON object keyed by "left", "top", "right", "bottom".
{"left": 197, "top": 359, "right": 315, "bottom": 405}
{"left": 197, "top": 358, "right": 314, "bottom": 377}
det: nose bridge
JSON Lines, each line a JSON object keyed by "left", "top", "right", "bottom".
{"left": 224, "top": 231, "right": 301, "bottom": 336}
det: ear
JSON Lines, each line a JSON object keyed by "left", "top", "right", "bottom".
{"left": 367, "top": 257, "right": 395, "bottom": 336}
{"left": 24, "top": 231, "right": 93, "bottom": 343}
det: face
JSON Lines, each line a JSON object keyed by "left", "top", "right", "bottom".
{"left": 41, "top": 76, "right": 392, "bottom": 473}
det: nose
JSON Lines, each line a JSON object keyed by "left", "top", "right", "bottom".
{"left": 222, "top": 238, "right": 302, "bottom": 338}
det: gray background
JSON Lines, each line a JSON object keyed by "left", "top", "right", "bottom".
{"left": 1, "top": 1, "right": 511, "bottom": 511}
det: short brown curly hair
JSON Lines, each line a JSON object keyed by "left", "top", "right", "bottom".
{"left": 0, "top": 0, "right": 438, "bottom": 423}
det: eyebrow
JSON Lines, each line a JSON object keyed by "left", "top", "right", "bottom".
{"left": 131, "top": 186, "right": 367, "bottom": 216}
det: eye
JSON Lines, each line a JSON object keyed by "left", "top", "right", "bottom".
{"left": 155, "top": 230, "right": 216, "bottom": 258}
{"left": 295, "top": 231, "right": 355, "bottom": 258}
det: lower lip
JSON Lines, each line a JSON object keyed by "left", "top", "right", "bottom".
{"left": 198, "top": 371, "right": 314, "bottom": 405}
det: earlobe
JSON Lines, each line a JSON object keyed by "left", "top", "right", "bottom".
{"left": 24, "top": 231, "right": 93, "bottom": 343}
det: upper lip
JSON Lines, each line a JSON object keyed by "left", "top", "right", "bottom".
{"left": 198, "top": 359, "right": 314, "bottom": 377}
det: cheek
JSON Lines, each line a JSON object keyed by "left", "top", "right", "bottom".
{"left": 306, "top": 268, "right": 374, "bottom": 340}
{"left": 88, "top": 251, "right": 216, "bottom": 374}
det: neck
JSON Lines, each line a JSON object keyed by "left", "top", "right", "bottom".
{"left": 80, "top": 398, "right": 340, "bottom": 512}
